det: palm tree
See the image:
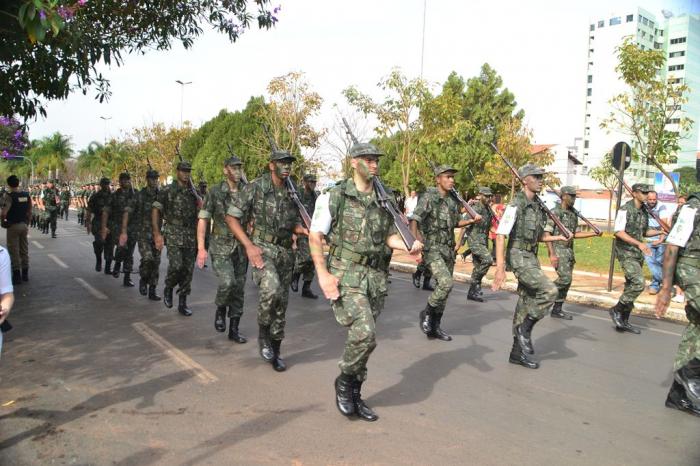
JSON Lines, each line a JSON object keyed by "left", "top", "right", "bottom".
{"left": 35, "top": 132, "right": 73, "bottom": 179}
{"left": 77, "top": 141, "right": 104, "bottom": 180}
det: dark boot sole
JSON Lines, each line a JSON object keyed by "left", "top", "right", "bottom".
{"left": 665, "top": 397, "right": 700, "bottom": 416}
{"left": 509, "top": 355, "right": 540, "bottom": 369}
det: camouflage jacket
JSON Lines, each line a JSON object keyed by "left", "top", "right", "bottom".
{"left": 60, "top": 190, "right": 71, "bottom": 203}
{"left": 42, "top": 187, "right": 59, "bottom": 209}
{"left": 546, "top": 205, "right": 578, "bottom": 257}
{"left": 153, "top": 181, "right": 198, "bottom": 248}
{"left": 412, "top": 187, "right": 461, "bottom": 258}
{"left": 87, "top": 190, "right": 112, "bottom": 229}
{"left": 506, "top": 190, "right": 547, "bottom": 252}
{"left": 198, "top": 180, "right": 244, "bottom": 256}
{"left": 615, "top": 199, "right": 649, "bottom": 260}
{"left": 134, "top": 186, "right": 159, "bottom": 234}
{"left": 106, "top": 188, "right": 138, "bottom": 234}
{"left": 227, "top": 172, "right": 300, "bottom": 248}
{"left": 300, "top": 188, "right": 317, "bottom": 217}
{"left": 466, "top": 201, "right": 493, "bottom": 246}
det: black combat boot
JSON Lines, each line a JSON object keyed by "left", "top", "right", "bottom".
{"left": 467, "top": 282, "right": 484, "bottom": 302}
{"left": 11, "top": 270, "right": 21, "bottom": 285}
{"left": 228, "top": 317, "right": 247, "bottom": 343}
{"left": 419, "top": 304, "right": 434, "bottom": 335}
{"left": 104, "top": 260, "right": 112, "bottom": 275}
{"left": 550, "top": 302, "right": 573, "bottom": 320}
{"left": 270, "top": 340, "right": 286, "bottom": 372}
{"left": 21, "top": 267, "right": 28, "bottom": 282}
{"left": 290, "top": 272, "right": 300, "bottom": 292}
{"left": 122, "top": 272, "right": 134, "bottom": 287}
{"left": 422, "top": 278, "right": 435, "bottom": 291}
{"left": 178, "top": 294, "right": 192, "bottom": 316}
{"left": 609, "top": 302, "right": 626, "bottom": 331}
{"left": 163, "top": 287, "right": 173, "bottom": 308}
{"left": 508, "top": 336, "right": 540, "bottom": 369}
{"left": 258, "top": 325, "right": 274, "bottom": 362}
{"left": 430, "top": 312, "right": 452, "bottom": 341}
{"left": 95, "top": 256, "right": 102, "bottom": 272}
{"left": 334, "top": 373, "right": 356, "bottom": 417}
{"left": 148, "top": 285, "right": 161, "bottom": 301}
{"left": 214, "top": 306, "right": 227, "bottom": 332}
{"left": 675, "top": 359, "right": 700, "bottom": 404}
{"left": 476, "top": 283, "right": 484, "bottom": 296}
{"left": 139, "top": 278, "right": 147, "bottom": 296}
{"left": 665, "top": 380, "right": 700, "bottom": 416}
{"left": 620, "top": 308, "right": 641, "bottom": 334}
{"left": 515, "top": 315, "right": 538, "bottom": 355}
{"left": 352, "top": 380, "right": 378, "bottom": 421}
{"left": 301, "top": 281, "right": 318, "bottom": 299}
{"left": 112, "top": 261, "right": 121, "bottom": 278}
{"left": 51, "top": 229, "right": 56, "bottom": 238}
{"left": 412, "top": 269, "right": 422, "bottom": 288}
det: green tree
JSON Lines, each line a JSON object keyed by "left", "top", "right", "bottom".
{"left": 1, "top": 1, "right": 280, "bottom": 119}
{"left": 76, "top": 141, "right": 104, "bottom": 180}
{"left": 674, "top": 166, "right": 700, "bottom": 195}
{"left": 33, "top": 132, "right": 73, "bottom": 179}
{"left": 601, "top": 37, "right": 693, "bottom": 196}
{"left": 589, "top": 154, "right": 619, "bottom": 231}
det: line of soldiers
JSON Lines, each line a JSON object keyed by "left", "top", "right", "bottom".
{"left": 27, "top": 180, "right": 62, "bottom": 238}
{"left": 73, "top": 137, "right": 700, "bottom": 421}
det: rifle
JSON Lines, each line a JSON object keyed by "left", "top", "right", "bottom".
{"left": 426, "top": 159, "right": 480, "bottom": 220}
{"left": 261, "top": 125, "right": 312, "bottom": 229}
{"left": 226, "top": 143, "right": 248, "bottom": 185}
{"left": 341, "top": 118, "right": 416, "bottom": 249}
{"left": 466, "top": 166, "right": 499, "bottom": 221}
{"left": 611, "top": 171, "right": 670, "bottom": 233}
{"left": 548, "top": 185, "right": 602, "bottom": 235}
{"left": 175, "top": 144, "right": 203, "bottom": 207}
{"left": 489, "top": 143, "right": 572, "bottom": 239}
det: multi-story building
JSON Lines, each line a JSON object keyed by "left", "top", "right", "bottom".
{"left": 578, "top": 7, "right": 700, "bottom": 190}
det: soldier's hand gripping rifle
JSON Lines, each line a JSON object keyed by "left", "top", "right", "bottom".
{"left": 466, "top": 166, "right": 499, "bottom": 222}
{"left": 489, "top": 143, "right": 573, "bottom": 240}
{"left": 341, "top": 118, "right": 416, "bottom": 249}
{"left": 261, "top": 125, "right": 312, "bottom": 229}
{"left": 548, "top": 186, "right": 602, "bottom": 235}
{"left": 611, "top": 171, "right": 670, "bottom": 233}
{"left": 226, "top": 143, "right": 248, "bottom": 185}
{"left": 175, "top": 144, "right": 203, "bottom": 208}
{"left": 426, "top": 159, "right": 481, "bottom": 220}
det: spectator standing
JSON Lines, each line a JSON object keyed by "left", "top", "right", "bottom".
{"left": 1, "top": 175, "right": 31, "bottom": 284}
{"left": 646, "top": 191, "right": 669, "bottom": 295}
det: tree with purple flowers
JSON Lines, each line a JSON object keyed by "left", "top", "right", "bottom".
{"left": 1, "top": 1, "right": 282, "bottom": 119}
{"left": 0, "top": 117, "right": 29, "bottom": 160}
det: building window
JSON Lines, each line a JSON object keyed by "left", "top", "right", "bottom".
{"left": 590, "top": 24, "right": 595, "bottom": 31}
{"left": 598, "top": 20, "right": 604, "bottom": 28}
{"left": 610, "top": 16, "right": 621, "bottom": 26}
{"left": 659, "top": 29, "right": 664, "bottom": 36}
{"left": 670, "top": 51, "right": 686, "bottom": 58}
{"left": 668, "top": 77, "right": 683, "bottom": 84}
{"left": 626, "top": 14, "right": 634, "bottom": 22}
{"left": 669, "top": 64, "right": 685, "bottom": 71}
{"left": 649, "top": 21, "right": 655, "bottom": 29}
{"left": 671, "top": 37, "right": 687, "bottom": 44}
{"left": 654, "top": 42, "right": 663, "bottom": 49}
{"left": 589, "top": 48, "right": 594, "bottom": 54}
{"left": 587, "top": 75, "right": 592, "bottom": 83}
{"left": 641, "top": 31, "right": 646, "bottom": 38}
{"left": 667, "top": 118, "right": 681, "bottom": 124}
{"left": 587, "top": 88, "right": 592, "bottom": 97}
{"left": 584, "top": 140, "right": 589, "bottom": 148}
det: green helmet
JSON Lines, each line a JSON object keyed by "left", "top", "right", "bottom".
{"left": 349, "top": 142, "right": 383, "bottom": 158}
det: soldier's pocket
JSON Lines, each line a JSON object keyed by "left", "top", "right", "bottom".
{"left": 332, "top": 289, "right": 360, "bottom": 327}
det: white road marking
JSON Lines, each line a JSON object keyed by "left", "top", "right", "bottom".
{"left": 74, "top": 277, "right": 108, "bottom": 300}
{"left": 32, "top": 241, "right": 44, "bottom": 249}
{"left": 48, "top": 254, "right": 68, "bottom": 269}
{"left": 80, "top": 240, "right": 93, "bottom": 247}
{"left": 390, "top": 275, "right": 683, "bottom": 337}
{"left": 132, "top": 322, "right": 218, "bottom": 385}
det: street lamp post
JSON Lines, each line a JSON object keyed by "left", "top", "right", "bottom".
{"left": 175, "top": 80, "right": 192, "bottom": 128}
{"left": 99, "top": 116, "right": 112, "bottom": 145}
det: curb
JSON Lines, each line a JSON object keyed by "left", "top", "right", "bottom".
{"left": 389, "top": 261, "right": 688, "bottom": 325}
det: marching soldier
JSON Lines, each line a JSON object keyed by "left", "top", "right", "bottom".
{"left": 224, "top": 148, "right": 307, "bottom": 372}
{"left": 291, "top": 173, "right": 319, "bottom": 299}
{"left": 410, "top": 165, "right": 477, "bottom": 341}
{"left": 464, "top": 187, "right": 495, "bottom": 302}
{"left": 196, "top": 156, "right": 248, "bottom": 343}
{"left": 136, "top": 169, "right": 162, "bottom": 300}
{"left": 492, "top": 164, "right": 567, "bottom": 369}
{"left": 609, "top": 183, "right": 662, "bottom": 334}
{"left": 40, "top": 179, "right": 60, "bottom": 238}
{"left": 545, "top": 186, "right": 602, "bottom": 319}
{"left": 86, "top": 178, "right": 114, "bottom": 273}
{"left": 309, "top": 140, "right": 423, "bottom": 421}
{"left": 104, "top": 173, "right": 138, "bottom": 287}
{"left": 59, "top": 184, "right": 71, "bottom": 221}
{"left": 152, "top": 161, "right": 200, "bottom": 316}
{"left": 655, "top": 191, "right": 700, "bottom": 416}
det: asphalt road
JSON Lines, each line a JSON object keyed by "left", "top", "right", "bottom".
{"left": 0, "top": 217, "right": 698, "bottom": 466}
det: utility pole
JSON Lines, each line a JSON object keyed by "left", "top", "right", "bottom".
{"left": 99, "top": 116, "right": 112, "bottom": 145}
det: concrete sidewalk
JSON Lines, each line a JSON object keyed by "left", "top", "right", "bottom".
{"left": 389, "top": 251, "right": 689, "bottom": 324}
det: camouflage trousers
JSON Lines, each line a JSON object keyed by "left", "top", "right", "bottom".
{"left": 293, "top": 237, "right": 315, "bottom": 281}
{"left": 165, "top": 245, "right": 196, "bottom": 296}
{"left": 416, "top": 258, "right": 432, "bottom": 281}
{"left": 46, "top": 207, "right": 57, "bottom": 233}
{"left": 92, "top": 229, "right": 114, "bottom": 263}
{"left": 672, "top": 260, "right": 700, "bottom": 371}
{"left": 113, "top": 230, "right": 137, "bottom": 272}
{"left": 553, "top": 249, "right": 575, "bottom": 303}
{"left": 469, "top": 240, "right": 493, "bottom": 285}
{"left": 60, "top": 202, "right": 69, "bottom": 220}
{"left": 138, "top": 232, "right": 161, "bottom": 287}
{"left": 211, "top": 248, "right": 248, "bottom": 319}
{"left": 426, "top": 254, "right": 455, "bottom": 315}
{"left": 618, "top": 255, "right": 645, "bottom": 307}
{"left": 330, "top": 260, "right": 388, "bottom": 381}
{"left": 509, "top": 249, "right": 558, "bottom": 330}
{"left": 251, "top": 241, "right": 294, "bottom": 341}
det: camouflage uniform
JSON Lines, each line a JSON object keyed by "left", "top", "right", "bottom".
{"left": 546, "top": 204, "right": 578, "bottom": 304}
{"left": 87, "top": 186, "right": 114, "bottom": 269}
{"left": 42, "top": 185, "right": 59, "bottom": 236}
{"left": 466, "top": 188, "right": 494, "bottom": 300}
{"left": 615, "top": 199, "right": 649, "bottom": 308}
{"left": 153, "top": 180, "right": 198, "bottom": 296}
{"left": 199, "top": 180, "right": 248, "bottom": 319}
{"left": 135, "top": 180, "right": 161, "bottom": 298}
{"left": 107, "top": 186, "right": 138, "bottom": 281}
{"left": 60, "top": 188, "right": 71, "bottom": 220}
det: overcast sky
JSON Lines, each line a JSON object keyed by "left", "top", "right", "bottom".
{"left": 27, "top": 0, "right": 699, "bottom": 154}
